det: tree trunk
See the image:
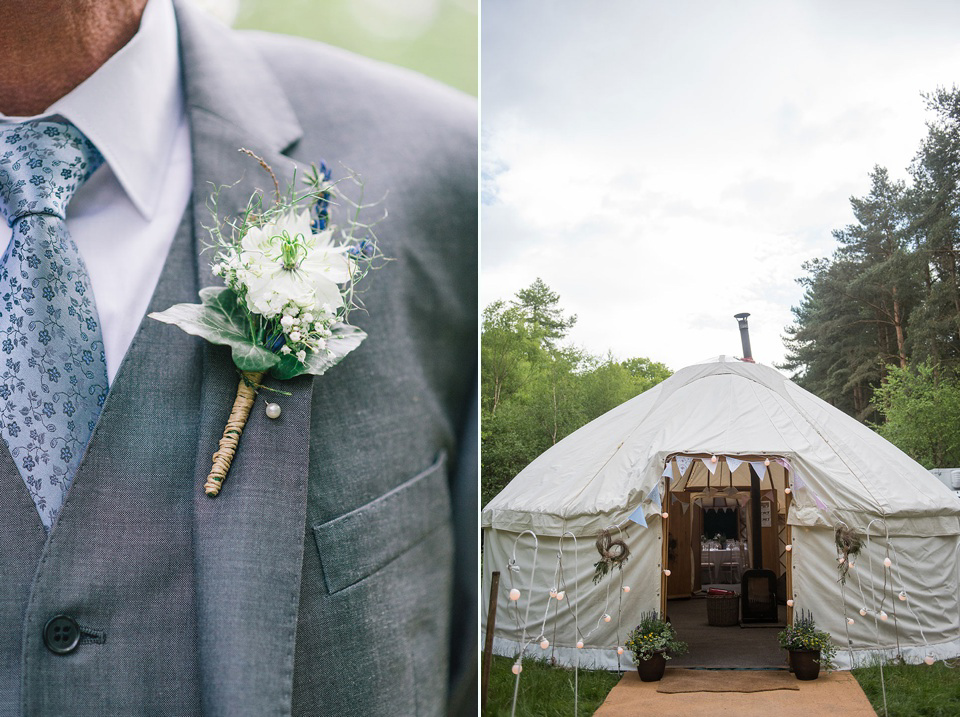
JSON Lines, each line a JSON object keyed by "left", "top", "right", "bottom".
{"left": 892, "top": 287, "right": 907, "bottom": 368}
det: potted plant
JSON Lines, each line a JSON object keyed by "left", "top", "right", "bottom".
{"left": 625, "top": 611, "right": 688, "bottom": 681}
{"left": 777, "top": 610, "right": 837, "bottom": 680}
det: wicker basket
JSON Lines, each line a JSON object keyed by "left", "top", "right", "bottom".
{"left": 706, "top": 593, "right": 739, "bottom": 626}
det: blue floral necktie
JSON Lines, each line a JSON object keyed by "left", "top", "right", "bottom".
{"left": 0, "top": 121, "right": 108, "bottom": 531}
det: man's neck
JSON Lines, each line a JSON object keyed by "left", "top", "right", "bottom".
{"left": 0, "top": 0, "right": 147, "bottom": 116}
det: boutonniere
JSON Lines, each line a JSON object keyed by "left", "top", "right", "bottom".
{"left": 150, "top": 151, "right": 384, "bottom": 496}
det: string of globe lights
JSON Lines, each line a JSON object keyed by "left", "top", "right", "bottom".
{"left": 504, "top": 524, "right": 633, "bottom": 717}
{"left": 504, "top": 529, "right": 540, "bottom": 717}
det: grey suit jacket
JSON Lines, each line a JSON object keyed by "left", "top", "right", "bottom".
{"left": 0, "top": 3, "right": 476, "bottom": 716}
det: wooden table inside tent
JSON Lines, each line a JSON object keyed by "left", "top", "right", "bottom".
{"left": 701, "top": 546, "right": 747, "bottom": 584}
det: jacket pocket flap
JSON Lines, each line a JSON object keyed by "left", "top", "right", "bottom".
{"left": 313, "top": 451, "right": 450, "bottom": 593}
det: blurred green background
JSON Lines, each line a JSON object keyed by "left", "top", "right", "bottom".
{"left": 193, "top": 0, "right": 477, "bottom": 96}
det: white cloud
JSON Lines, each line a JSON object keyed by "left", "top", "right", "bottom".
{"left": 482, "top": 0, "right": 960, "bottom": 370}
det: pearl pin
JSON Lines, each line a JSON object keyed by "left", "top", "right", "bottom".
{"left": 265, "top": 403, "right": 281, "bottom": 419}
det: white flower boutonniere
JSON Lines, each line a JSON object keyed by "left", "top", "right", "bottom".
{"left": 150, "top": 151, "right": 384, "bottom": 496}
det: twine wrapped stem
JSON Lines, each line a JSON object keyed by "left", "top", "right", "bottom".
{"left": 204, "top": 370, "right": 265, "bottom": 496}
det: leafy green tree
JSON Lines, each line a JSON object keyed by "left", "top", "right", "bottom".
{"left": 872, "top": 360, "right": 960, "bottom": 468}
{"left": 480, "top": 300, "right": 538, "bottom": 416}
{"left": 621, "top": 356, "right": 672, "bottom": 392}
{"left": 511, "top": 277, "right": 577, "bottom": 348}
{"left": 480, "top": 280, "right": 671, "bottom": 506}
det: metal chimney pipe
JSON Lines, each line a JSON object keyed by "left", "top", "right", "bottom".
{"left": 734, "top": 313, "right": 754, "bottom": 362}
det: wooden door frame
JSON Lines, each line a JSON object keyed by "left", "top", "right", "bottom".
{"left": 659, "top": 454, "right": 795, "bottom": 624}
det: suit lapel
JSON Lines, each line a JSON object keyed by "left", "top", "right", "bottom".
{"left": 175, "top": 3, "right": 314, "bottom": 714}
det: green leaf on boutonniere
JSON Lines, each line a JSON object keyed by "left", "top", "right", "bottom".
{"left": 271, "top": 323, "right": 367, "bottom": 380}
{"left": 148, "top": 287, "right": 281, "bottom": 372}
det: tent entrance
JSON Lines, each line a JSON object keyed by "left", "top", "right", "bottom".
{"left": 659, "top": 455, "right": 791, "bottom": 667}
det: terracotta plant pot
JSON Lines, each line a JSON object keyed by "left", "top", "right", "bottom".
{"left": 789, "top": 649, "right": 821, "bottom": 680}
{"left": 635, "top": 651, "right": 667, "bottom": 682}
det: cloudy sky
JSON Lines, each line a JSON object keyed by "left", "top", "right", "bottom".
{"left": 481, "top": 0, "right": 960, "bottom": 372}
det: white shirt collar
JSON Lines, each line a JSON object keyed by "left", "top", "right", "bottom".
{"left": 0, "top": 0, "right": 183, "bottom": 220}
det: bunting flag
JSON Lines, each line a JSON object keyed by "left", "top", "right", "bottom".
{"left": 627, "top": 504, "right": 648, "bottom": 527}
{"left": 764, "top": 490, "right": 775, "bottom": 501}
{"left": 775, "top": 457, "right": 792, "bottom": 470}
{"left": 749, "top": 461, "right": 768, "bottom": 482}
{"left": 737, "top": 494, "right": 750, "bottom": 507}
{"left": 647, "top": 484, "right": 661, "bottom": 509}
{"left": 681, "top": 501, "right": 690, "bottom": 514}
{"left": 702, "top": 457, "right": 719, "bottom": 475}
{"left": 726, "top": 456, "right": 743, "bottom": 474}
{"left": 813, "top": 494, "right": 829, "bottom": 512}
{"left": 793, "top": 473, "right": 806, "bottom": 490}
{"left": 675, "top": 456, "right": 693, "bottom": 477}
{"left": 662, "top": 462, "right": 674, "bottom": 479}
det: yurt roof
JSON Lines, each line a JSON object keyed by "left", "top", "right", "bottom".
{"left": 482, "top": 357, "right": 960, "bottom": 535}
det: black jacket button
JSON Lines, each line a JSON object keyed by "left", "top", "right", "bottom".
{"left": 43, "top": 615, "right": 80, "bottom": 655}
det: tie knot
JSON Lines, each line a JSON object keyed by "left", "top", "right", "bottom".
{"left": 0, "top": 121, "right": 104, "bottom": 227}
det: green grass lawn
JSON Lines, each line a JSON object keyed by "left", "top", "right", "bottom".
{"left": 483, "top": 655, "right": 622, "bottom": 716}
{"left": 483, "top": 654, "right": 960, "bottom": 717}
{"left": 852, "top": 662, "right": 960, "bottom": 717}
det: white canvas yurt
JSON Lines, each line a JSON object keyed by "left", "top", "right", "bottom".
{"left": 481, "top": 357, "right": 960, "bottom": 669}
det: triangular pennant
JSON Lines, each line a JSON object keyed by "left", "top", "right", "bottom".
{"left": 701, "top": 457, "right": 719, "bottom": 475}
{"left": 647, "top": 484, "right": 661, "bottom": 509}
{"left": 627, "top": 504, "right": 648, "bottom": 527}
{"left": 775, "top": 457, "right": 791, "bottom": 470}
{"left": 681, "top": 501, "right": 690, "bottom": 514}
{"left": 764, "top": 490, "right": 775, "bottom": 501}
{"left": 813, "top": 494, "right": 829, "bottom": 512}
{"left": 737, "top": 494, "right": 750, "bottom": 507}
{"left": 750, "top": 461, "right": 768, "bottom": 482}
{"left": 670, "top": 492, "right": 679, "bottom": 504}
{"left": 661, "top": 462, "right": 674, "bottom": 479}
{"left": 793, "top": 473, "right": 806, "bottom": 490}
{"left": 726, "top": 457, "right": 744, "bottom": 474}
{"left": 675, "top": 456, "right": 693, "bottom": 477}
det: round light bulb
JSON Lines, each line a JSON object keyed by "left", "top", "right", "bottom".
{"left": 879, "top": 611, "right": 888, "bottom": 621}
{"left": 787, "top": 599, "right": 794, "bottom": 607}
{"left": 661, "top": 512, "right": 669, "bottom": 519}
{"left": 764, "top": 458, "right": 771, "bottom": 467}
{"left": 785, "top": 544, "right": 792, "bottom": 552}
{"left": 784, "top": 488, "right": 792, "bottom": 495}
{"left": 663, "top": 569, "right": 671, "bottom": 576}
{"left": 540, "top": 639, "right": 549, "bottom": 649}
{"left": 548, "top": 589, "right": 557, "bottom": 598}
{"left": 838, "top": 556, "right": 845, "bottom": 564}
{"left": 508, "top": 588, "right": 520, "bottom": 601}
{"left": 512, "top": 663, "right": 522, "bottom": 675}
{"left": 617, "top": 646, "right": 624, "bottom": 655}
{"left": 711, "top": 455, "right": 718, "bottom": 463}
{"left": 859, "top": 608, "right": 867, "bottom": 617}
{"left": 576, "top": 640, "right": 584, "bottom": 649}
{"left": 883, "top": 557, "right": 892, "bottom": 568}
{"left": 847, "top": 617, "right": 855, "bottom": 625}
{"left": 898, "top": 591, "right": 907, "bottom": 602}
{"left": 603, "top": 614, "right": 611, "bottom": 623}
{"left": 622, "top": 585, "right": 631, "bottom": 593}
{"left": 925, "top": 655, "right": 936, "bottom": 665}
{"left": 556, "top": 591, "right": 565, "bottom": 601}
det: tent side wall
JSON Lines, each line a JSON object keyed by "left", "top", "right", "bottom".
{"left": 482, "top": 526, "right": 661, "bottom": 670}
{"left": 792, "top": 526, "right": 960, "bottom": 668}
